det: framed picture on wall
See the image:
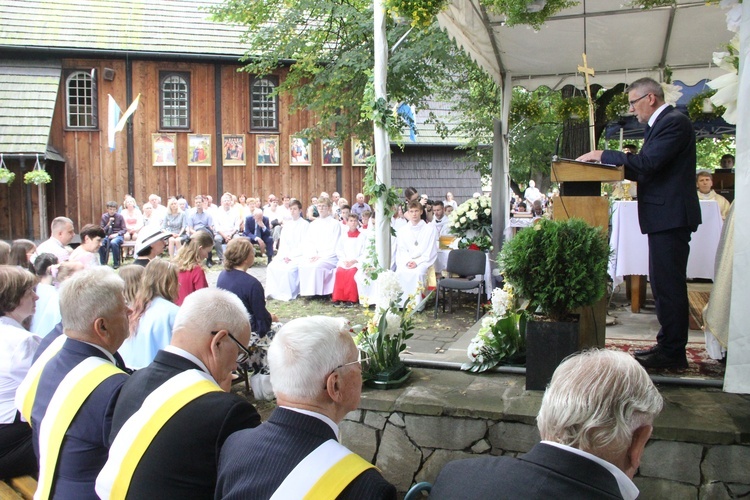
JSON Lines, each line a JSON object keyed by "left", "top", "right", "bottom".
{"left": 188, "top": 134, "right": 212, "bottom": 166}
{"left": 222, "top": 134, "right": 246, "bottom": 166}
{"left": 321, "top": 138, "right": 343, "bottom": 166}
{"left": 352, "top": 138, "right": 373, "bottom": 166}
{"left": 256, "top": 134, "right": 280, "bottom": 166}
{"left": 152, "top": 133, "right": 177, "bottom": 166}
{"left": 289, "top": 136, "right": 311, "bottom": 165}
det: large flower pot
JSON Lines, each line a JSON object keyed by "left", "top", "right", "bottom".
{"left": 525, "top": 317, "right": 579, "bottom": 391}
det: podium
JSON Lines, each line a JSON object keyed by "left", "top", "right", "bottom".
{"left": 550, "top": 159, "right": 624, "bottom": 350}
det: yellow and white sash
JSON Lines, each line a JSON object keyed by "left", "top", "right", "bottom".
{"left": 14, "top": 334, "right": 67, "bottom": 423}
{"left": 95, "top": 369, "right": 221, "bottom": 500}
{"left": 270, "top": 439, "right": 376, "bottom": 500}
{"left": 36, "top": 356, "right": 124, "bottom": 500}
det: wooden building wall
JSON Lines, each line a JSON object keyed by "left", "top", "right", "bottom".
{"left": 2, "top": 56, "right": 369, "bottom": 239}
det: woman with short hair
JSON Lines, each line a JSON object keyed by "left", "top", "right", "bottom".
{"left": 69, "top": 223, "right": 106, "bottom": 269}
{"left": 0, "top": 265, "right": 40, "bottom": 479}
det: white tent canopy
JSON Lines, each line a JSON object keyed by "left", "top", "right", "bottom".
{"left": 437, "top": 0, "right": 748, "bottom": 394}
{"left": 438, "top": 0, "right": 733, "bottom": 90}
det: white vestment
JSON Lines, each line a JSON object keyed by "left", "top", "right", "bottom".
{"left": 298, "top": 216, "right": 341, "bottom": 296}
{"left": 394, "top": 220, "right": 437, "bottom": 307}
{"left": 265, "top": 217, "right": 310, "bottom": 301}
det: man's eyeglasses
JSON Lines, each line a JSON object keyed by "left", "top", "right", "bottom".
{"left": 628, "top": 93, "right": 651, "bottom": 108}
{"left": 323, "top": 352, "right": 371, "bottom": 390}
{"left": 211, "top": 330, "right": 252, "bottom": 366}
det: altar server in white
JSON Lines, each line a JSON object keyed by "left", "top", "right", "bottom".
{"left": 298, "top": 197, "right": 341, "bottom": 297}
{"left": 332, "top": 214, "right": 368, "bottom": 305}
{"left": 265, "top": 200, "right": 310, "bottom": 301}
{"left": 394, "top": 201, "right": 437, "bottom": 307}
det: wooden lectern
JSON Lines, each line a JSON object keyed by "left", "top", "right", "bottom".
{"left": 550, "top": 159, "right": 624, "bottom": 350}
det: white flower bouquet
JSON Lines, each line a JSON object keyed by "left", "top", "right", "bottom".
{"left": 449, "top": 196, "right": 492, "bottom": 251}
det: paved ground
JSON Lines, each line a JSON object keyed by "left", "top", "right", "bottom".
{"left": 209, "top": 263, "right": 710, "bottom": 363}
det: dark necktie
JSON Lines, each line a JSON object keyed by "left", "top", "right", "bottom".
{"left": 643, "top": 124, "right": 652, "bottom": 143}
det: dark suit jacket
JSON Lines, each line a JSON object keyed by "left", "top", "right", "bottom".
{"left": 243, "top": 215, "right": 272, "bottom": 241}
{"left": 216, "top": 407, "right": 396, "bottom": 500}
{"left": 429, "top": 443, "right": 624, "bottom": 499}
{"left": 32, "top": 338, "right": 128, "bottom": 500}
{"left": 109, "top": 350, "right": 261, "bottom": 499}
{"left": 601, "top": 105, "right": 701, "bottom": 235}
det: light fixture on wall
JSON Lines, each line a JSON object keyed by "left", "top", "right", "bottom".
{"left": 103, "top": 68, "right": 116, "bottom": 81}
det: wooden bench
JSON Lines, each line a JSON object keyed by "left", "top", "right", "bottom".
{"left": 1, "top": 475, "right": 37, "bottom": 499}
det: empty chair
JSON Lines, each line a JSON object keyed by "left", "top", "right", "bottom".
{"left": 434, "top": 249, "right": 486, "bottom": 321}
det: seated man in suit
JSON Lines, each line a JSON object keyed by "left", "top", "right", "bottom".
{"left": 16, "top": 267, "right": 130, "bottom": 499}
{"left": 96, "top": 288, "right": 261, "bottom": 499}
{"left": 243, "top": 208, "right": 274, "bottom": 263}
{"left": 216, "top": 316, "right": 397, "bottom": 499}
{"left": 430, "top": 350, "right": 663, "bottom": 500}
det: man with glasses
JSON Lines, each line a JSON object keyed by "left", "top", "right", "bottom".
{"left": 216, "top": 316, "right": 396, "bottom": 499}
{"left": 96, "top": 288, "right": 261, "bottom": 499}
{"left": 578, "top": 77, "right": 701, "bottom": 370}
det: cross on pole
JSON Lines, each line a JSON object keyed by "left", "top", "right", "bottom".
{"left": 577, "top": 53, "right": 596, "bottom": 148}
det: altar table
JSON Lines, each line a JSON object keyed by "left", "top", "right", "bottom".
{"left": 608, "top": 200, "right": 723, "bottom": 312}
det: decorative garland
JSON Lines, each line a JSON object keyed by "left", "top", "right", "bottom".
{"left": 554, "top": 95, "right": 590, "bottom": 122}
{"left": 687, "top": 90, "right": 726, "bottom": 122}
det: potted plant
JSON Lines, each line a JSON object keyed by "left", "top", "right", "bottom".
{"left": 24, "top": 169, "right": 52, "bottom": 185}
{"left": 462, "top": 283, "right": 527, "bottom": 373}
{"left": 355, "top": 271, "right": 416, "bottom": 389}
{"left": 499, "top": 218, "right": 610, "bottom": 389}
{"left": 0, "top": 168, "right": 15, "bottom": 184}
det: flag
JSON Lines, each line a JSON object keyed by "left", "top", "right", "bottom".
{"left": 115, "top": 93, "right": 141, "bottom": 133}
{"left": 397, "top": 103, "right": 417, "bottom": 142}
{"left": 107, "top": 94, "right": 121, "bottom": 151}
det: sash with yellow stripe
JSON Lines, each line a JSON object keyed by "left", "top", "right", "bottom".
{"left": 270, "top": 439, "right": 376, "bottom": 500}
{"left": 14, "top": 334, "right": 67, "bottom": 423}
{"left": 95, "top": 369, "right": 221, "bottom": 500}
{"left": 36, "top": 356, "right": 124, "bottom": 500}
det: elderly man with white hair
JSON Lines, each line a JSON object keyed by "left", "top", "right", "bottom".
{"left": 430, "top": 350, "right": 664, "bottom": 500}
{"left": 96, "top": 288, "right": 261, "bottom": 499}
{"left": 216, "top": 316, "right": 396, "bottom": 499}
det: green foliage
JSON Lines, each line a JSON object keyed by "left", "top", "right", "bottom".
{"left": 499, "top": 218, "right": 611, "bottom": 322}
{"left": 605, "top": 93, "right": 629, "bottom": 122}
{"left": 362, "top": 155, "right": 402, "bottom": 221}
{"left": 24, "top": 170, "right": 51, "bottom": 185}
{"left": 384, "top": 0, "right": 448, "bottom": 28}
{"left": 696, "top": 137, "right": 736, "bottom": 171}
{"left": 483, "top": 0, "right": 579, "bottom": 29}
{"left": 0, "top": 168, "right": 15, "bottom": 184}
{"left": 462, "top": 311, "right": 527, "bottom": 372}
{"left": 687, "top": 90, "right": 726, "bottom": 122}
{"left": 211, "top": 0, "right": 459, "bottom": 143}
{"left": 554, "top": 95, "right": 590, "bottom": 122}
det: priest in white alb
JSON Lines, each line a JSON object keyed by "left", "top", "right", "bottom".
{"left": 298, "top": 197, "right": 341, "bottom": 297}
{"left": 394, "top": 201, "right": 437, "bottom": 307}
{"left": 265, "top": 199, "right": 310, "bottom": 301}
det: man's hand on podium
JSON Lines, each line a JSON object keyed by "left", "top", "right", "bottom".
{"left": 576, "top": 150, "right": 604, "bottom": 163}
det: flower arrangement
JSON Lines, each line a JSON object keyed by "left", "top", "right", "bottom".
{"left": 462, "top": 284, "right": 527, "bottom": 373}
{"left": 484, "top": 0, "right": 577, "bottom": 30}
{"left": 0, "top": 168, "right": 15, "bottom": 184}
{"left": 355, "top": 271, "right": 416, "bottom": 383}
{"left": 605, "top": 93, "right": 630, "bottom": 122}
{"left": 449, "top": 195, "right": 492, "bottom": 251}
{"left": 24, "top": 169, "right": 52, "bottom": 185}
{"left": 384, "top": 0, "right": 447, "bottom": 28}
{"left": 554, "top": 95, "right": 590, "bottom": 122}
{"left": 687, "top": 90, "right": 726, "bottom": 122}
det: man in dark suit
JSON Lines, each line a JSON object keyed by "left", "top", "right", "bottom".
{"left": 243, "top": 208, "right": 274, "bottom": 263}
{"left": 21, "top": 267, "right": 130, "bottom": 499}
{"left": 578, "top": 77, "right": 701, "bottom": 369}
{"left": 216, "top": 316, "right": 396, "bottom": 499}
{"left": 430, "top": 350, "right": 663, "bottom": 500}
{"left": 96, "top": 288, "right": 261, "bottom": 499}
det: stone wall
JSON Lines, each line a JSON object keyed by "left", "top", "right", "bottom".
{"left": 340, "top": 369, "right": 750, "bottom": 498}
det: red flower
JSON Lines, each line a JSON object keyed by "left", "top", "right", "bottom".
{"left": 468, "top": 243, "right": 480, "bottom": 251}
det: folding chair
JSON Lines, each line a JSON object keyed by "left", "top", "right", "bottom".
{"left": 434, "top": 249, "right": 486, "bottom": 321}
